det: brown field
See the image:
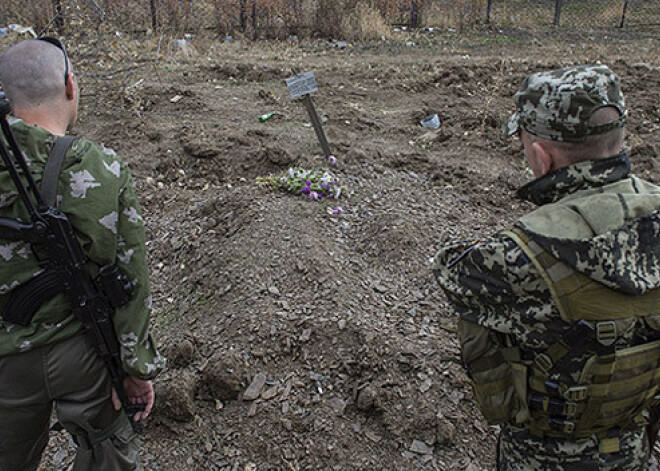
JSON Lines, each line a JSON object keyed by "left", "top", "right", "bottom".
{"left": 2, "top": 22, "right": 659, "bottom": 471}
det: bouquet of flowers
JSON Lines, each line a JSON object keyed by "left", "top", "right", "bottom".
{"left": 257, "top": 167, "right": 346, "bottom": 203}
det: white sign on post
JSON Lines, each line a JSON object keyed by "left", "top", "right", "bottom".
{"left": 285, "top": 72, "right": 318, "bottom": 99}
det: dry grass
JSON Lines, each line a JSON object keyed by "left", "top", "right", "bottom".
{"left": 341, "top": 2, "right": 392, "bottom": 40}
{"left": 424, "top": 0, "right": 488, "bottom": 30}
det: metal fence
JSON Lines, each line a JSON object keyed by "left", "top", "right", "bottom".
{"left": 0, "top": 0, "right": 658, "bottom": 37}
{"left": 486, "top": 0, "right": 660, "bottom": 29}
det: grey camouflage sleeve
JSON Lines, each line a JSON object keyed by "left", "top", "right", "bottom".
{"left": 434, "top": 234, "right": 555, "bottom": 349}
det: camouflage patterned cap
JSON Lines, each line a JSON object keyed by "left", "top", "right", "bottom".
{"left": 505, "top": 64, "right": 627, "bottom": 143}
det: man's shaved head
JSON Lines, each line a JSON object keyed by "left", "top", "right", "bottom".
{"left": 0, "top": 40, "right": 69, "bottom": 111}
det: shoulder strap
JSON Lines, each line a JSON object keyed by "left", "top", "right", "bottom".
{"left": 42, "top": 135, "right": 77, "bottom": 208}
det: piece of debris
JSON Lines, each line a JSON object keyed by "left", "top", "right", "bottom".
{"left": 421, "top": 114, "right": 441, "bottom": 129}
{"left": 243, "top": 373, "right": 267, "bottom": 400}
{"left": 410, "top": 439, "right": 434, "bottom": 455}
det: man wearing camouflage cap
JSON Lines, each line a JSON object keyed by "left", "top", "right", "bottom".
{"left": 435, "top": 64, "right": 660, "bottom": 469}
{"left": 0, "top": 39, "right": 165, "bottom": 470}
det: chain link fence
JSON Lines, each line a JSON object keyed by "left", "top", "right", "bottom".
{"left": 487, "top": 0, "right": 660, "bottom": 29}
{"left": 0, "top": 0, "right": 658, "bottom": 38}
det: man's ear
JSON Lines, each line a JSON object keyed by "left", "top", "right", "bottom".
{"left": 65, "top": 73, "right": 76, "bottom": 101}
{"left": 531, "top": 140, "right": 554, "bottom": 176}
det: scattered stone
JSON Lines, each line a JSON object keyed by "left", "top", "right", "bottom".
{"left": 372, "top": 283, "right": 388, "bottom": 293}
{"left": 409, "top": 439, "right": 433, "bottom": 455}
{"left": 53, "top": 448, "right": 68, "bottom": 465}
{"left": 447, "top": 390, "right": 465, "bottom": 404}
{"left": 261, "top": 386, "right": 278, "bottom": 400}
{"left": 365, "top": 431, "right": 382, "bottom": 443}
{"left": 300, "top": 328, "right": 312, "bottom": 342}
{"left": 328, "top": 397, "right": 347, "bottom": 415}
{"left": 243, "top": 373, "right": 267, "bottom": 400}
{"left": 268, "top": 286, "right": 280, "bottom": 296}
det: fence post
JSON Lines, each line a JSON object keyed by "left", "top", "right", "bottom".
{"left": 620, "top": 0, "right": 629, "bottom": 28}
{"left": 554, "top": 0, "right": 563, "bottom": 26}
{"left": 149, "top": 0, "right": 158, "bottom": 30}
{"left": 51, "top": 0, "right": 63, "bottom": 31}
{"left": 410, "top": 0, "right": 419, "bottom": 28}
{"left": 486, "top": 0, "right": 493, "bottom": 24}
{"left": 250, "top": 0, "right": 257, "bottom": 39}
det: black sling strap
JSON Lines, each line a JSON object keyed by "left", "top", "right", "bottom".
{"left": 41, "top": 135, "right": 77, "bottom": 207}
{"left": 2, "top": 135, "right": 78, "bottom": 326}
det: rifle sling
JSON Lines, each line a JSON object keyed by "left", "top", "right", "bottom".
{"left": 42, "top": 135, "right": 77, "bottom": 207}
{"left": 3, "top": 135, "right": 77, "bottom": 325}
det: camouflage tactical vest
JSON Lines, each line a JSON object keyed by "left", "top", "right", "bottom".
{"left": 466, "top": 176, "right": 660, "bottom": 453}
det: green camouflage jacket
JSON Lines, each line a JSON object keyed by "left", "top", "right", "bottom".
{"left": 435, "top": 152, "right": 660, "bottom": 470}
{"left": 0, "top": 120, "right": 165, "bottom": 380}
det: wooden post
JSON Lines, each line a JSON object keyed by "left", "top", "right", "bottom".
{"left": 554, "top": 0, "right": 563, "bottom": 26}
{"left": 150, "top": 0, "right": 158, "bottom": 30}
{"left": 239, "top": 0, "right": 247, "bottom": 31}
{"left": 410, "top": 0, "right": 419, "bottom": 28}
{"left": 250, "top": 0, "right": 257, "bottom": 39}
{"left": 620, "top": 0, "right": 629, "bottom": 28}
{"left": 303, "top": 95, "right": 331, "bottom": 157}
{"left": 486, "top": 0, "right": 493, "bottom": 24}
{"left": 289, "top": 69, "right": 331, "bottom": 158}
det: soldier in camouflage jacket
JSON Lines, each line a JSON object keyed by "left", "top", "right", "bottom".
{"left": 435, "top": 65, "right": 660, "bottom": 470}
{"left": 0, "top": 39, "right": 165, "bottom": 470}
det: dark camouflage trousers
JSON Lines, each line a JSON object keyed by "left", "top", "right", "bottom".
{"left": 497, "top": 425, "right": 649, "bottom": 471}
{"left": 0, "top": 334, "right": 141, "bottom": 471}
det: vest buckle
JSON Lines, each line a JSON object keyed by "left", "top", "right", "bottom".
{"left": 596, "top": 321, "right": 617, "bottom": 347}
{"left": 549, "top": 418, "right": 575, "bottom": 434}
{"left": 534, "top": 353, "right": 553, "bottom": 373}
{"left": 563, "top": 386, "right": 588, "bottom": 402}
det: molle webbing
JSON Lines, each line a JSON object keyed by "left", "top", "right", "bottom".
{"left": 502, "top": 226, "right": 660, "bottom": 447}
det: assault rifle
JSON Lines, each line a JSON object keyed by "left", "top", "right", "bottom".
{"left": 0, "top": 93, "right": 145, "bottom": 432}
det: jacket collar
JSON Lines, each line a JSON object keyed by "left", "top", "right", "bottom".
{"left": 517, "top": 152, "right": 631, "bottom": 206}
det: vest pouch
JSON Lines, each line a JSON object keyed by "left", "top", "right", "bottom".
{"left": 469, "top": 361, "right": 517, "bottom": 424}
{"left": 575, "top": 339, "right": 660, "bottom": 431}
{"left": 459, "top": 320, "right": 528, "bottom": 425}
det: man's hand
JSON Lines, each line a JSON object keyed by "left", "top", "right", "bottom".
{"left": 111, "top": 377, "right": 155, "bottom": 422}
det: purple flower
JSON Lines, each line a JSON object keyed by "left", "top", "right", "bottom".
{"left": 302, "top": 186, "right": 311, "bottom": 195}
{"left": 328, "top": 155, "right": 337, "bottom": 166}
{"left": 332, "top": 207, "right": 344, "bottom": 214}
{"left": 306, "top": 180, "right": 312, "bottom": 187}
{"left": 309, "top": 191, "right": 319, "bottom": 200}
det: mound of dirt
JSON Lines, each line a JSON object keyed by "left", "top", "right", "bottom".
{"left": 36, "top": 31, "right": 660, "bottom": 471}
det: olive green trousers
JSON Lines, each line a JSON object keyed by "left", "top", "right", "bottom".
{"left": 0, "top": 334, "right": 141, "bottom": 471}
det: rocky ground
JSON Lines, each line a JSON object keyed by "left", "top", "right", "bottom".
{"left": 17, "top": 26, "right": 660, "bottom": 470}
